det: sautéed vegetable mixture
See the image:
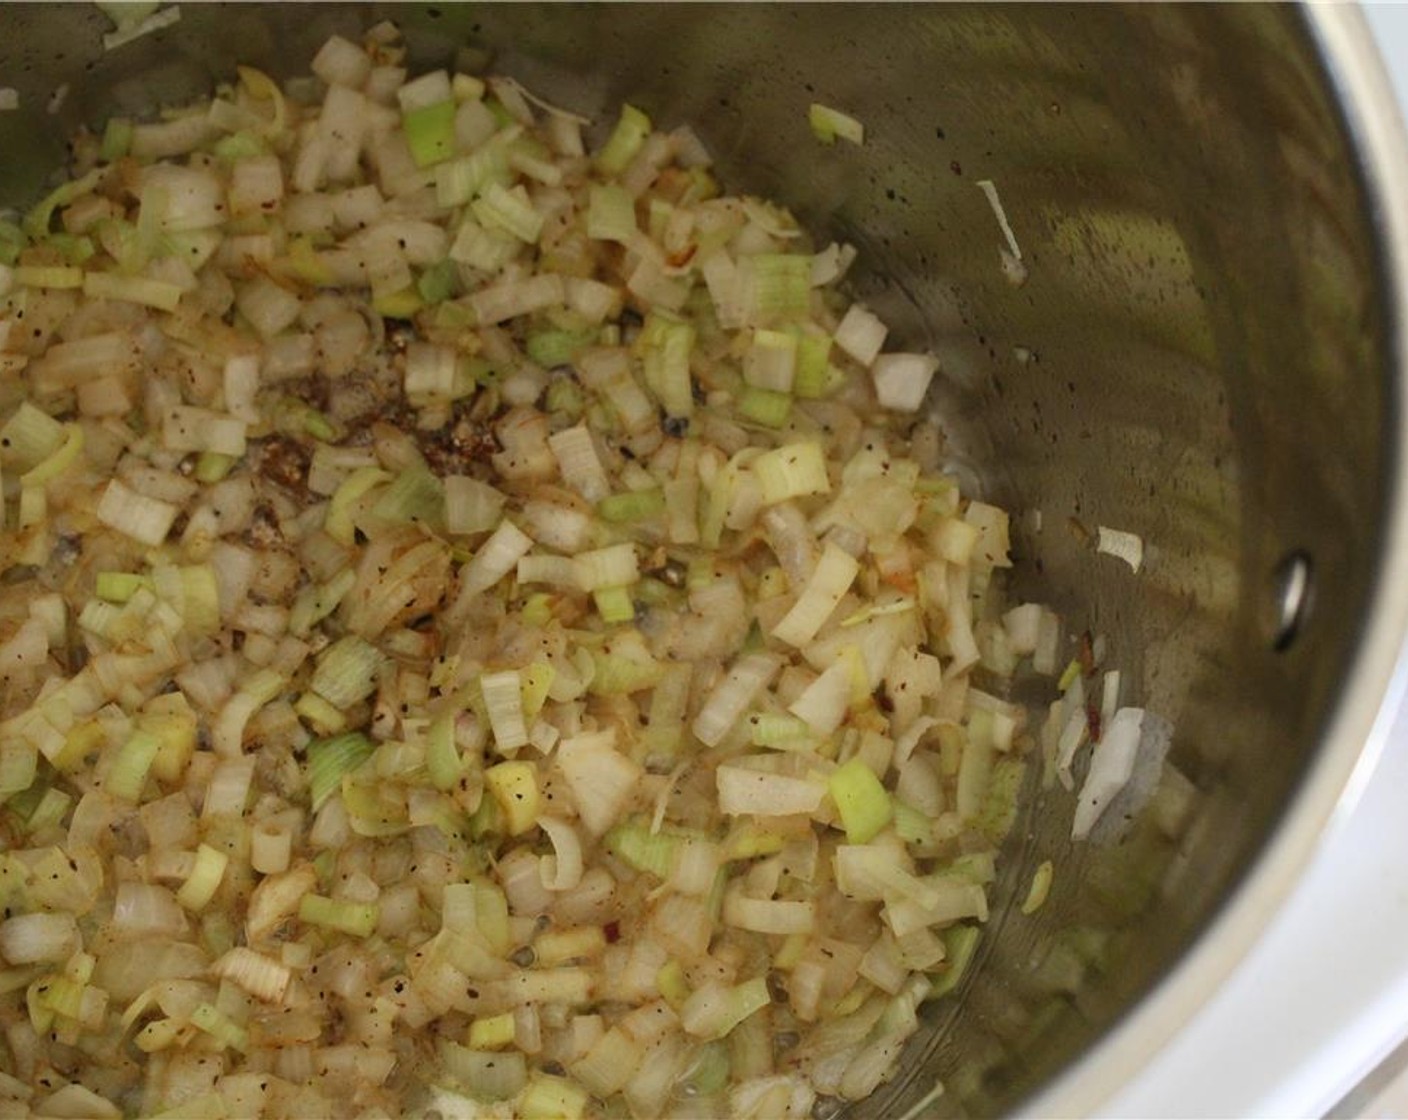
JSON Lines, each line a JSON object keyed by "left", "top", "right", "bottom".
{"left": 0, "top": 23, "right": 1115, "bottom": 1120}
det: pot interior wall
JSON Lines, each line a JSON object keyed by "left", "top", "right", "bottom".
{"left": 0, "top": 4, "right": 1390, "bottom": 1113}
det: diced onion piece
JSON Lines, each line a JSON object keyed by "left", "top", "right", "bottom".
{"left": 102, "top": 3, "right": 181, "bottom": 51}
{"left": 443, "top": 475, "right": 507, "bottom": 536}
{"left": 692, "top": 654, "right": 781, "bottom": 748}
{"left": 106, "top": 729, "right": 160, "bottom": 802}
{"left": 460, "top": 520, "right": 534, "bottom": 597}
{"left": 963, "top": 501, "right": 1012, "bottom": 570}
{"left": 1072, "top": 707, "right": 1171, "bottom": 841}
{"left": 834, "top": 304, "right": 887, "bottom": 367}
{"left": 1002, "top": 603, "right": 1043, "bottom": 656}
{"left": 236, "top": 276, "right": 302, "bottom": 338}
{"left": 1101, "top": 669, "right": 1122, "bottom": 733}
{"left": 1097, "top": 525, "right": 1144, "bottom": 573}
{"left": 723, "top": 888, "right": 816, "bottom": 935}
{"left": 520, "top": 1074, "right": 590, "bottom": 1120}
{"left": 1, "top": 401, "right": 64, "bottom": 470}
{"left": 0, "top": 912, "right": 79, "bottom": 964}
{"left": 538, "top": 816, "right": 585, "bottom": 891}
{"left": 976, "top": 179, "right": 1023, "bottom": 262}
{"left": 162, "top": 404, "right": 247, "bottom": 457}
{"left": 311, "top": 34, "right": 371, "bottom": 89}
{"left": 871, "top": 353, "right": 939, "bottom": 413}
{"left": 716, "top": 766, "right": 826, "bottom": 816}
{"left": 557, "top": 731, "right": 643, "bottom": 836}
{"left": 772, "top": 543, "right": 860, "bottom": 647}
{"left": 470, "top": 272, "right": 564, "bottom": 324}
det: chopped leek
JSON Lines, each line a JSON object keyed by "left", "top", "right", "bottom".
{"left": 519, "top": 1074, "right": 590, "bottom": 1120}
{"left": 604, "top": 819, "right": 680, "bottom": 879}
{"left": 298, "top": 893, "right": 379, "bottom": 938}
{"left": 593, "top": 584, "right": 637, "bottom": 624}
{"left": 310, "top": 635, "right": 384, "bottom": 708}
{"left": 808, "top": 103, "right": 865, "bottom": 146}
{"left": 829, "top": 757, "right": 894, "bottom": 844}
{"left": 105, "top": 730, "right": 160, "bottom": 802}
{"left": 481, "top": 670, "right": 529, "bottom": 752}
{"left": 737, "top": 386, "right": 792, "bottom": 429}
{"left": 596, "top": 103, "right": 652, "bottom": 175}
{"left": 306, "top": 732, "right": 375, "bottom": 812}
{"left": 469, "top": 1011, "right": 517, "bottom": 1050}
{"left": 743, "top": 253, "right": 811, "bottom": 325}
{"left": 403, "top": 99, "right": 457, "bottom": 167}
{"left": 598, "top": 487, "right": 665, "bottom": 523}
{"left": 588, "top": 183, "right": 637, "bottom": 242}
{"left": 190, "top": 1002, "right": 248, "bottom": 1053}
{"left": 753, "top": 441, "right": 830, "bottom": 505}
{"left": 176, "top": 844, "right": 229, "bottom": 911}
{"left": 931, "top": 925, "right": 981, "bottom": 999}
{"left": 484, "top": 760, "right": 541, "bottom": 835}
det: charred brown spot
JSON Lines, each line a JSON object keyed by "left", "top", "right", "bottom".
{"left": 417, "top": 412, "right": 500, "bottom": 476}
{"left": 252, "top": 435, "right": 311, "bottom": 495}
{"left": 244, "top": 502, "right": 284, "bottom": 548}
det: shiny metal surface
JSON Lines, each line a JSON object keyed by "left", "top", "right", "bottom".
{"left": 2, "top": 4, "right": 1405, "bottom": 1114}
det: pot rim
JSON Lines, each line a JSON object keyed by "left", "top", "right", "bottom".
{"left": 1025, "top": 6, "right": 1408, "bottom": 1115}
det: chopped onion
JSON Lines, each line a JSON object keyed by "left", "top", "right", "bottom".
{"left": 871, "top": 352, "right": 939, "bottom": 413}
{"left": 0, "top": 912, "right": 79, "bottom": 964}
{"left": 976, "top": 178, "right": 1023, "bottom": 262}
{"left": 458, "top": 519, "right": 534, "bottom": 598}
{"left": 723, "top": 888, "right": 816, "bottom": 935}
{"left": 772, "top": 543, "right": 859, "bottom": 647}
{"left": 834, "top": 304, "right": 887, "bottom": 367}
{"left": 1097, "top": 525, "right": 1145, "bottom": 573}
{"left": 557, "top": 731, "right": 643, "bottom": 836}
{"left": 538, "top": 816, "right": 585, "bottom": 891}
{"left": 716, "top": 766, "right": 826, "bottom": 816}
{"left": 692, "top": 654, "right": 781, "bottom": 747}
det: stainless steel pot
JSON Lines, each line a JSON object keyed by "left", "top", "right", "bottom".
{"left": 3, "top": 4, "right": 1405, "bottom": 1114}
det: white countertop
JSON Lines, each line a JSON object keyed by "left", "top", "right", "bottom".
{"left": 1096, "top": 9, "right": 1408, "bottom": 1117}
